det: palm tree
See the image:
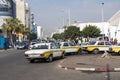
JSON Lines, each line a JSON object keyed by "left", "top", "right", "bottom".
{"left": 23, "top": 28, "right": 30, "bottom": 40}
{"left": 2, "top": 18, "right": 23, "bottom": 45}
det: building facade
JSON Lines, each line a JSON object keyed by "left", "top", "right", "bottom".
{"left": 108, "top": 10, "right": 120, "bottom": 42}
{"left": 0, "top": 0, "right": 31, "bottom": 30}
{"left": 0, "top": 0, "right": 14, "bottom": 29}
{"left": 37, "top": 26, "right": 43, "bottom": 39}
{"left": 53, "top": 10, "right": 120, "bottom": 42}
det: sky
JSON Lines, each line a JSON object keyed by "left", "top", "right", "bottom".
{"left": 25, "top": 0, "right": 120, "bottom": 36}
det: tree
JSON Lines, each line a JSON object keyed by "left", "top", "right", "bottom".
{"left": 29, "top": 33, "right": 37, "bottom": 41}
{"left": 23, "top": 28, "right": 30, "bottom": 40}
{"left": 64, "top": 26, "right": 81, "bottom": 40}
{"left": 82, "top": 25, "right": 101, "bottom": 38}
{"left": 2, "top": 18, "right": 25, "bottom": 45}
{"left": 52, "top": 33, "right": 64, "bottom": 40}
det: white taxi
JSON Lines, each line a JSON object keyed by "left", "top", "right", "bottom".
{"left": 25, "top": 43, "right": 65, "bottom": 63}
{"left": 109, "top": 43, "right": 120, "bottom": 54}
{"left": 82, "top": 40, "right": 111, "bottom": 54}
{"left": 60, "top": 42, "right": 82, "bottom": 54}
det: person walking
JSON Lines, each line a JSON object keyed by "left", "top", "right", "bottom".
{"left": 4, "top": 42, "right": 7, "bottom": 50}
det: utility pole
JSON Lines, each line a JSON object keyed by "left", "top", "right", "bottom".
{"left": 101, "top": 2, "right": 105, "bottom": 39}
{"left": 101, "top": 2, "right": 104, "bottom": 22}
{"left": 68, "top": 9, "right": 71, "bottom": 26}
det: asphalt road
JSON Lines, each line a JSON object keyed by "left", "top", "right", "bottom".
{"left": 0, "top": 49, "right": 120, "bottom": 80}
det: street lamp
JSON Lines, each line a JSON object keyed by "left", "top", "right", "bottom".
{"left": 101, "top": 2, "right": 104, "bottom": 38}
{"left": 101, "top": 2, "right": 104, "bottom": 22}
{"left": 61, "top": 9, "right": 71, "bottom": 27}
{"left": 68, "top": 9, "right": 71, "bottom": 26}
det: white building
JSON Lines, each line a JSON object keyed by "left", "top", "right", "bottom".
{"left": 15, "top": 0, "right": 25, "bottom": 25}
{"left": 15, "top": 0, "right": 31, "bottom": 28}
{"left": 37, "top": 26, "right": 43, "bottom": 39}
{"left": 52, "top": 10, "right": 120, "bottom": 42}
{"left": 108, "top": 10, "right": 120, "bottom": 42}
{"left": 72, "top": 22, "right": 109, "bottom": 36}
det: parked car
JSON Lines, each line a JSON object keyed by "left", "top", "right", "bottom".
{"left": 109, "top": 43, "right": 120, "bottom": 54}
{"left": 28, "top": 39, "right": 41, "bottom": 49}
{"left": 60, "top": 42, "right": 82, "bottom": 55}
{"left": 25, "top": 42, "right": 65, "bottom": 63}
{"left": 82, "top": 40, "right": 111, "bottom": 54}
{"left": 16, "top": 42, "right": 28, "bottom": 49}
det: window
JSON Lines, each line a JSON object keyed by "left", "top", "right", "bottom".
{"left": 98, "top": 42, "right": 104, "bottom": 45}
{"left": 63, "top": 43, "right": 69, "bottom": 46}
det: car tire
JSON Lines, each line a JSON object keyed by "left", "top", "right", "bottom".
{"left": 93, "top": 49, "right": 99, "bottom": 54}
{"left": 29, "top": 59, "right": 35, "bottom": 63}
{"left": 118, "top": 51, "right": 120, "bottom": 55}
{"left": 47, "top": 55, "right": 53, "bottom": 62}
{"left": 77, "top": 50, "right": 82, "bottom": 55}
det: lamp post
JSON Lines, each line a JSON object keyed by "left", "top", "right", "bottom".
{"left": 61, "top": 9, "right": 71, "bottom": 28}
{"left": 101, "top": 2, "right": 104, "bottom": 22}
{"left": 61, "top": 10, "right": 65, "bottom": 27}
{"left": 101, "top": 2, "right": 104, "bottom": 39}
{"left": 68, "top": 9, "right": 71, "bottom": 26}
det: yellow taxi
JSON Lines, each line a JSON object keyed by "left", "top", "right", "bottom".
{"left": 82, "top": 40, "right": 111, "bottom": 54}
{"left": 109, "top": 44, "right": 120, "bottom": 54}
{"left": 25, "top": 42, "right": 65, "bottom": 63}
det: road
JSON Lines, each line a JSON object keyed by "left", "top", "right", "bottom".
{"left": 0, "top": 49, "right": 120, "bottom": 80}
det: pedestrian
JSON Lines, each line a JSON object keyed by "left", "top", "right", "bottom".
{"left": 4, "top": 42, "right": 7, "bottom": 50}
{"left": 78, "top": 39, "right": 82, "bottom": 46}
{"left": 110, "top": 38, "right": 113, "bottom": 45}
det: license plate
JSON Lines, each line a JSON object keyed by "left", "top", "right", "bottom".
{"left": 29, "top": 55, "right": 39, "bottom": 57}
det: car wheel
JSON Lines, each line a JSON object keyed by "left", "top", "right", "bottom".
{"left": 47, "top": 55, "right": 53, "bottom": 62}
{"left": 77, "top": 50, "right": 82, "bottom": 55}
{"left": 93, "top": 49, "right": 99, "bottom": 54}
{"left": 118, "top": 51, "right": 120, "bottom": 55}
{"left": 29, "top": 59, "right": 35, "bottom": 63}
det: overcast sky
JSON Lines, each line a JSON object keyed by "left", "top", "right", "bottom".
{"left": 26, "top": 0, "right": 120, "bottom": 36}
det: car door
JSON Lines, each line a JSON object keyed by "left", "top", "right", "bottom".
{"left": 62, "top": 42, "right": 75, "bottom": 53}
{"left": 51, "top": 43, "right": 62, "bottom": 57}
{"left": 98, "top": 41, "right": 109, "bottom": 51}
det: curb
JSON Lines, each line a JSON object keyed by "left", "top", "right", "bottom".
{"left": 58, "top": 60, "right": 120, "bottom": 72}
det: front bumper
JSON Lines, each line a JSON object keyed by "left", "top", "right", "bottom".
{"left": 25, "top": 54, "right": 46, "bottom": 60}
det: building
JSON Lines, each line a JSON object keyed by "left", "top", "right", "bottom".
{"left": 0, "top": 0, "right": 31, "bottom": 31}
{"left": 72, "top": 22, "right": 110, "bottom": 36}
{"left": 108, "top": 10, "right": 120, "bottom": 42}
{"left": 0, "top": 0, "right": 14, "bottom": 29}
{"left": 25, "top": 2, "right": 31, "bottom": 29}
{"left": 31, "top": 13, "right": 37, "bottom": 34}
{"left": 37, "top": 26, "right": 43, "bottom": 39}
{"left": 14, "top": 0, "right": 31, "bottom": 28}
{"left": 52, "top": 10, "right": 120, "bottom": 42}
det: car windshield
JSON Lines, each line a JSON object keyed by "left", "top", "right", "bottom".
{"left": 88, "top": 41, "right": 96, "bottom": 45}
{"left": 32, "top": 45, "right": 48, "bottom": 49}
{"left": 69, "top": 42, "right": 75, "bottom": 46}
{"left": 105, "top": 42, "right": 111, "bottom": 45}
{"left": 18, "top": 42, "right": 24, "bottom": 46}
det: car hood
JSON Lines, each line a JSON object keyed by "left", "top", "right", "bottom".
{"left": 25, "top": 49, "right": 50, "bottom": 54}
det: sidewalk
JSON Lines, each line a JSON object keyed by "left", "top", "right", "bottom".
{"left": 0, "top": 48, "right": 14, "bottom": 51}
{"left": 59, "top": 54, "right": 120, "bottom": 72}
